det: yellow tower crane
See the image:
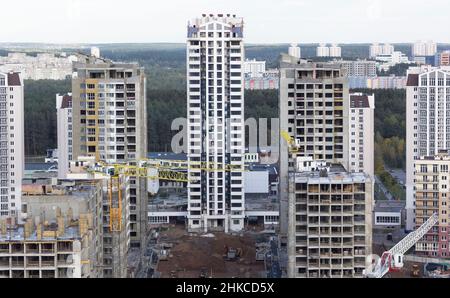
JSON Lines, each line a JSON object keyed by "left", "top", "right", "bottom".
{"left": 89, "top": 158, "right": 248, "bottom": 233}
{"left": 280, "top": 130, "right": 299, "bottom": 153}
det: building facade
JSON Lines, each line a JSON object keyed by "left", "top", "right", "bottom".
{"left": 405, "top": 65, "right": 450, "bottom": 231}
{"left": 414, "top": 152, "right": 450, "bottom": 258}
{"left": 186, "top": 14, "right": 246, "bottom": 232}
{"left": 0, "top": 52, "right": 76, "bottom": 80}
{"left": 329, "top": 44, "right": 342, "bottom": 58}
{"left": 55, "top": 53, "right": 148, "bottom": 277}
{"left": 366, "top": 75, "right": 407, "bottom": 89}
{"left": 369, "top": 43, "right": 394, "bottom": 59}
{"left": 244, "top": 70, "right": 279, "bottom": 90}
{"left": 348, "top": 93, "right": 375, "bottom": 178}
{"left": 243, "top": 59, "right": 265, "bottom": 77}
{"left": 0, "top": 178, "right": 104, "bottom": 278}
{"left": 316, "top": 44, "right": 330, "bottom": 57}
{"left": 0, "top": 72, "right": 24, "bottom": 221}
{"left": 376, "top": 51, "right": 410, "bottom": 71}
{"left": 412, "top": 41, "right": 437, "bottom": 57}
{"left": 340, "top": 60, "right": 377, "bottom": 78}
{"left": 56, "top": 93, "right": 73, "bottom": 179}
{"left": 287, "top": 165, "right": 373, "bottom": 278}
{"left": 279, "top": 53, "right": 350, "bottom": 236}
{"left": 288, "top": 43, "right": 301, "bottom": 59}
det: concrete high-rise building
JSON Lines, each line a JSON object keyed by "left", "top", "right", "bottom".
{"left": 405, "top": 65, "right": 450, "bottom": 231}
{"left": 369, "top": 43, "right": 394, "bottom": 58}
{"left": 340, "top": 60, "right": 377, "bottom": 77}
{"left": 287, "top": 161, "right": 373, "bottom": 278}
{"left": 68, "top": 52, "right": 148, "bottom": 250}
{"left": 288, "top": 43, "right": 301, "bottom": 59}
{"left": 414, "top": 151, "right": 450, "bottom": 258}
{"left": 56, "top": 93, "right": 73, "bottom": 179}
{"left": 0, "top": 72, "right": 24, "bottom": 221}
{"left": 348, "top": 93, "right": 375, "bottom": 178}
{"left": 413, "top": 40, "right": 437, "bottom": 57}
{"left": 329, "top": 44, "right": 342, "bottom": 58}
{"left": 186, "top": 14, "right": 246, "bottom": 232}
{"left": 279, "top": 54, "right": 350, "bottom": 236}
{"left": 316, "top": 44, "right": 330, "bottom": 57}
{"left": 243, "top": 59, "right": 265, "bottom": 77}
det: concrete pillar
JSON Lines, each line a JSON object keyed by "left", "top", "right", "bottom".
{"left": 225, "top": 216, "right": 229, "bottom": 233}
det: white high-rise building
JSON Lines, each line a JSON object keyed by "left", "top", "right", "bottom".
{"left": 329, "top": 44, "right": 342, "bottom": 58}
{"left": 288, "top": 43, "right": 301, "bottom": 59}
{"left": 348, "top": 93, "right": 375, "bottom": 178}
{"left": 413, "top": 40, "right": 437, "bottom": 57}
{"left": 186, "top": 14, "right": 246, "bottom": 232}
{"left": 0, "top": 72, "right": 24, "bottom": 221}
{"left": 56, "top": 93, "right": 73, "bottom": 179}
{"left": 243, "top": 59, "right": 266, "bottom": 77}
{"left": 405, "top": 65, "right": 450, "bottom": 231}
{"left": 369, "top": 43, "right": 394, "bottom": 58}
{"left": 316, "top": 43, "right": 330, "bottom": 57}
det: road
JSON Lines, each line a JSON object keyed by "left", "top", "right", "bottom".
{"left": 386, "top": 168, "right": 406, "bottom": 186}
{"left": 375, "top": 175, "right": 394, "bottom": 201}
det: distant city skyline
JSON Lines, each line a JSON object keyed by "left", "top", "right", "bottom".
{"left": 2, "top": 0, "right": 450, "bottom": 44}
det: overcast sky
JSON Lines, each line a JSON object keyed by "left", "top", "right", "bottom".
{"left": 2, "top": 0, "right": 449, "bottom": 44}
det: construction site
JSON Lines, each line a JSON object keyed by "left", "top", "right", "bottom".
{"left": 140, "top": 224, "right": 276, "bottom": 278}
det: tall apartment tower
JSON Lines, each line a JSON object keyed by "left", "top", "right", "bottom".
{"left": 414, "top": 151, "right": 450, "bottom": 258}
{"left": 413, "top": 40, "right": 437, "bottom": 57}
{"left": 288, "top": 43, "right": 301, "bottom": 59}
{"left": 186, "top": 14, "right": 246, "bottom": 232}
{"left": 0, "top": 72, "right": 24, "bottom": 221}
{"left": 69, "top": 53, "right": 147, "bottom": 249}
{"left": 279, "top": 53, "right": 350, "bottom": 236}
{"left": 56, "top": 93, "right": 73, "bottom": 179}
{"left": 316, "top": 44, "right": 330, "bottom": 57}
{"left": 329, "top": 44, "right": 342, "bottom": 58}
{"left": 405, "top": 65, "right": 450, "bottom": 231}
{"left": 369, "top": 43, "right": 394, "bottom": 58}
{"left": 348, "top": 93, "right": 375, "bottom": 178}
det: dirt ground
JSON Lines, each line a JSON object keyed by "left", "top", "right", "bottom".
{"left": 372, "top": 243, "right": 424, "bottom": 278}
{"left": 156, "top": 225, "right": 265, "bottom": 278}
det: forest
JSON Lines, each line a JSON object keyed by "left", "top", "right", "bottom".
{"left": 21, "top": 45, "right": 407, "bottom": 176}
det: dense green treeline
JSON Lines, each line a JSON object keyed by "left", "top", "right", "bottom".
{"left": 22, "top": 80, "right": 278, "bottom": 155}
{"left": 24, "top": 79, "right": 71, "bottom": 156}
{"left": 353, "top": 88, "right": 406, "bottom": 171}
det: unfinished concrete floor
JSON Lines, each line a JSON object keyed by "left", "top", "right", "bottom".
{"left": 156, "top": 225, "right": 265, "bottom": 278}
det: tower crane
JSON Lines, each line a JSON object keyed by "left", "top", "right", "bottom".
{"left": 280, "top": 130, "right": 299, "bottom": 153}
{"left": 86, "top": 158, "right": 249, "bottom": 233}
{"left": 364, "top": 213, "right": 439, "bottom": 278}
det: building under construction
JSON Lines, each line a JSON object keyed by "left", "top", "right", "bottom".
{"left": 0, "top": 179, "right": 104, "bottom": 278}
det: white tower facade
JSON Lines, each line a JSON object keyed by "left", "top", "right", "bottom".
{"left": 56, "top": 93, "right": 73, "bottom": 179}
{"left": 186, "top": 14, "right": 246, "bottom": 232}
{"left": 329, "top": 44, "right": 342, "bottom": 57}
{"left": 405, "top": 65, "right": 450, "bottom": 230}
{"left": 316, "top": 43, "right": 330, "bottom": 57}
{"left": 0, "top": 72, "right": 24, "bottom": 221}
{"left": 288, "top": 43, "right": 301, "bottom": 58}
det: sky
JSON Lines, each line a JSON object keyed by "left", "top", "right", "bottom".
{"left": 2, "top": 0, "right": 449, "bottom": 44}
